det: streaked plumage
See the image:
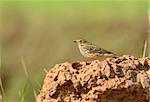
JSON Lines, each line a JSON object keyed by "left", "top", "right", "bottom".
{"left": 74, "top": 39, "right": 115, "bottom": 59}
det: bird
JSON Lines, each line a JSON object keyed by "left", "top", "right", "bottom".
{"left": 73, "top": 39, "right": 116, "bottom": 59}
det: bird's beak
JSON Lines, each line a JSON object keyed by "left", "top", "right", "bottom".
{"left": 73, "top": 40, "right": 77, "bottom": 43}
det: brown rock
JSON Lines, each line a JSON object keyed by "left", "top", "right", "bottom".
{"left": 37, "top": 55, "right": 150, "bottom": 102}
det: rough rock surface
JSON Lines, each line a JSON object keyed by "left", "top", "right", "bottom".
{"left": 37, "top": 55, "right": 150, "bottom": 102}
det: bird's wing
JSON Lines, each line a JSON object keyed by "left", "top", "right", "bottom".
{"left": 88, "top": 46, "right": 115, "bottom": 56}
{"left": 94, "top": 48, "right": 113, "bottom": 54}
{"left": 82, "top": 43, "right": 97, "bottom": 52}
{"left": 82, "top": 42, "right": 115, "bottom": 56}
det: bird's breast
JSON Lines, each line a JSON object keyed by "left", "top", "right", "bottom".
{"left": 78, "top": 45, "right": 98, "bottom": 58}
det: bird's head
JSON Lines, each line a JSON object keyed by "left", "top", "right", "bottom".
{"left": 73, "top": 39, "right": 87, "bottom": 45}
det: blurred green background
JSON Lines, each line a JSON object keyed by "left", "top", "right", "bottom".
{"left": 1, "top": 0, "right": 148, "bottom": 102}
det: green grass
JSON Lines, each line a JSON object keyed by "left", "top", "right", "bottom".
{"left": 19, "top": 79, "right": 28, "bottom": 102}
{"left": 19, "top": 57, "right": 37, "bottom": 102}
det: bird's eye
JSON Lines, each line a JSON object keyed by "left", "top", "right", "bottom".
{"left": 89, "top": 48, "right": 93, "bottom": 50}
{"left": 80, "top": 40, "right": 82, "bottom": 43}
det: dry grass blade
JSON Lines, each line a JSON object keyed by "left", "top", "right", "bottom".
{"left": 142, "top": 40, "right": 147, "bottom": 58}
{"left": 33, "top": 89, "right": 37, "bottom": 100}
{"left": 147, "top": 9, "right": 150, "bottom": 56}
{"left": 44, "top": 68, "right": 48, "bottom": 74}
{"left": 0, "top": 78, "right": 8, "bottom": 102}
{"left": 148, "top": 3, "right": 150, "bottom": 56}
{"left": 21, "top": 56, "right": 29, "bottom": 78}
{"left": 0, "top": 56, "right": 8, "bottom": 102}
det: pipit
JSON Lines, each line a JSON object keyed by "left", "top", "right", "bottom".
{"left": 74, "top": 39, "right": 116, "bottom": 59}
